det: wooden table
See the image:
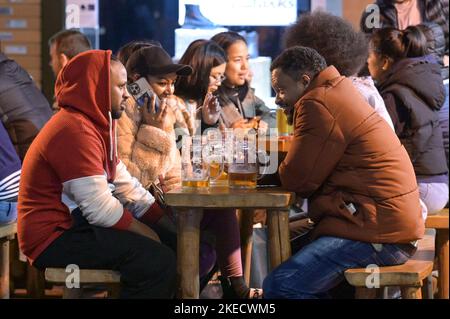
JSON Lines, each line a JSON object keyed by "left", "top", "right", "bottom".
{"left": 425, "top": 208, "right": 449, "bottom": 299}
{"left": 263, "top": 136, "right": 292, "bottom": 153}
{"left": 165, "top": 187, "right": 295, "bottom": 299}
{"left": 0, "top": 223, "right": 17, "bottom": 299}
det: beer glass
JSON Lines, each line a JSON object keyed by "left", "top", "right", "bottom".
{"left": 205, "top": 129, "right": 228, "bottom": 187}
{"left": 276, "top": 108, "right": 293, "bottom": 136}
{"left": 181, "top": 135, "right": 209, "bottom": 188}
{"left": 229, "top": 131, "right": 258, "bottom": 189}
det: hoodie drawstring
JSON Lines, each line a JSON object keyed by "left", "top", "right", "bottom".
{"left": 108, "top": 112, "right": 113, "bottom": 162}
{"left": 115, "top": 120, "right": 118, "bottom": 162}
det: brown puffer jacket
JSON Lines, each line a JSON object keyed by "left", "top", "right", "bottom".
{"left": 117, "top": 97, "right": 181, "bottom": 191}
{"left": 279, "top": 66, "right": 424, "bottom": 244}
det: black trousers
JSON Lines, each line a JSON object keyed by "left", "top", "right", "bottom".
{"left": 34, "top": 210, "right": 176, "bottom": 299}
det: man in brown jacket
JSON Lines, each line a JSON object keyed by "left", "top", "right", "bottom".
{"left": 263, "top": 46, "right": 424, "bottom": 299}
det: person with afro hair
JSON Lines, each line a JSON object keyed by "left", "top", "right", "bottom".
{"left": 284, "top": 11, "right": 394, "bottom": 130}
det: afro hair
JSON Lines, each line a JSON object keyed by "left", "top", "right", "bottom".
{"left": 284, "top": 11, "right": 369, "bottom": 77}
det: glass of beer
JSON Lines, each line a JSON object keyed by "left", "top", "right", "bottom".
{"left": 229, "top": 131, "right": 258, "bottom": 189}
{"left": 276, "top": 108, "right": 293, "bottom": 136}
{"left": 206, "top": 129, "right": 228, "bottom": 187}
{"left": 181, "top": 135, "right": 209, "bottom": 188}
{"left": 276, "top": 108, "right": 289, "bottom": 136}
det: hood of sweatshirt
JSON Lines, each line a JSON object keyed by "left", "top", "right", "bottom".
{"left": 55, "top": 50, "right": 118, "bottom": 180}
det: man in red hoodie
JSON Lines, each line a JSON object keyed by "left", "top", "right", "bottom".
{"left": 18, "top": 50, "right": 176, "bottom": 299}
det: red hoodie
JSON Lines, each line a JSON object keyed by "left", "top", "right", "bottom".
{"left": 18, "top": 50, "right": 163, "bottom": 263}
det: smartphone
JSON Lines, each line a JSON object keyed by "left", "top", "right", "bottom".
{"left": 127, "top": 77, "right": 160, "bottom": 112}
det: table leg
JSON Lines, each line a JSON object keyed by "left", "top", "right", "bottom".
{"left": 436, "top": 229, "right": 449, "bottom": 299}
{"left": 278, "top": 210, "right": 292, "bottom": 263}
{"left": 267, "top": 210, "right": 291, "bottom": 272}
{"left": 177, "top": 208, "right": 203, "bottom": 299}
{"left": 238, "top": 209, "right": 254, "bottom": 286}
{"left": 0, "top": 238, "right": 9, "bottom": 299}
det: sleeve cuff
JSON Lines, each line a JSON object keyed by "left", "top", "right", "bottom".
{"left": 111, "top": 209, "right": 134, "bottom": 230}
{"left": 138, "top": 203, "right": 165, "bottom": 225}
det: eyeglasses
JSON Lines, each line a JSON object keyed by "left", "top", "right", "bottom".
{"left": 209, "top": 74, "right": 226, "bottom": 84}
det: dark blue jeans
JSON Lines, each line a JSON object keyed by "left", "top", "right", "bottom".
{"left": 0, "top": 201, "right": 17, "bottom": 225}
{"left": 263, "top": 236, "right": 413, "bottom": 299}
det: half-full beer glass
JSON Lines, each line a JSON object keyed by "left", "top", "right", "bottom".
{"left": 205, "top": 129, "right": 228, "bottom": 187}
{"left": 276, "top": 108, "right": 293, "bottom": 136}
{"left": 229, "top": 131, "right": 257, "bottom": 189}
{"left": 181, "top": 135, "right": 209, "bottom": 188}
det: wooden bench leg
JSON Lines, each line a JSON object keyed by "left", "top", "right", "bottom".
{"left": 401, "top": 286, "right": 422, "bottom": 299}
{"left": 238, "top": 209, "right": 254, "bottom": 286}
{"left": 0, "top": 238, "right": 10, "bottom": 299}
{"left": 177, "top": 208, "right": 203, "bottom": 299}
{"left": 63, "top": 286, "right": 83, "bottom": 299}
{"left": 108, "top": 284, "right": 121, "bottom": 299}
{"left": 422, "top": 275, "right": 434, "bottom": 299}
{"left": 436, "top": 229, "right": 449, "bottom": 299}
{"left": 355, "top": 287, "right": 378, "bottom": 299}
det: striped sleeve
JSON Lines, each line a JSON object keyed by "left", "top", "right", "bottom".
{"left": 0, "top": 169, "right": 20, "bottom": 201}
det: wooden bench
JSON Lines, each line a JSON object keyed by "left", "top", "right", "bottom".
{"left": 0, "top": 223, "right": 17, "bottom": 299}
{"left": 45, "top": 268, "right": 121, "bottom": 299}
{"left": 425, "top": 208, "right": 449, "bottom": 299}
{"left": 344, "top": 232, "right": 435, "bottom": 299}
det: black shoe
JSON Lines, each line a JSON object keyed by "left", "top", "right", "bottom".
{"left": 219, "top": 275, "right": 236, "bottom": 299}
{"left": 183, "top": 4, "right": 215, "bottom": 28}
{"left": 200, "top": 263, "right": 218, "bottom": 293}
{"left": 219, "top": 276, "right": 263, "bottom": 299}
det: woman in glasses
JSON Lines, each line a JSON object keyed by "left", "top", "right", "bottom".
{"left": 211, "top": 31, "right": 275, "bottom": 133}
{"left": 175, "top": 39, "right": 227, "bottom": 134}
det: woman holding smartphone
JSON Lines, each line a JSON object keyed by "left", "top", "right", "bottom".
{"left": 175, "top": 39, "right": 227, "bottom": 134}
{"left": 115, "top": 43, "right": 193, "bottom": 255}
{"left": 117, "top": 42, "right": 192, "bottom": 193}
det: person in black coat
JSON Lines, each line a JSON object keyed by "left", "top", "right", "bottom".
{"left": 361, "top": 0, "right": 448, "bottom": 60}
{"left": 0, "top": 53, "right": 52, "bottom": 161}
{"left": 368, "top": 25, "right": 448, "bottom": 214}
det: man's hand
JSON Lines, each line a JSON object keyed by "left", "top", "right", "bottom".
{"left": 289, "top": 218, "right": 314, "bottom": 239}
{"left": 127, "top": 218, "right": 161, "bottom": 242}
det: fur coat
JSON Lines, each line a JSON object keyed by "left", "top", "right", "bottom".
{"left": 117, "top": 97, "right": 182, "bottom": 191}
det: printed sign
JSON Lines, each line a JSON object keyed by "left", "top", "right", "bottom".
{"left": 179, "top": 0, "right": 297, "bottom": 26}
{"left": 66, "top": 0, "right": 98, "bottom": 29}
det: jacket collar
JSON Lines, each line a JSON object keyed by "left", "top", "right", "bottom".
{"left": 302, "top": 65, "right": 343, "bottom": 97}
